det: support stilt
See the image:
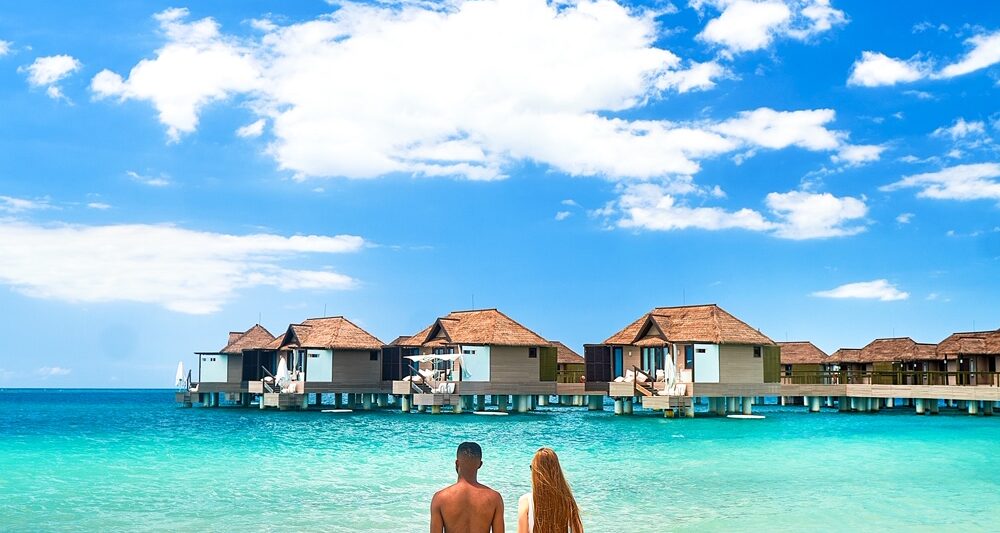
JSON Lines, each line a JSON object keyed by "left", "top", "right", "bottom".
{"left": 929, "top": 399, "right": 939, "bottom": 414}
{"left": 915, "top": 398, "right": 925, "bottom": 415}
{"left": 839, "top": 396, "right": 850, "bottom": 412}
{"left": 741, "top": 396, "right": 753, "bottom": 415}
{"left": 401, "top": 395, "right": 411, "bottom": 412}
{"left": 809, "top": 395, "right": 821, "bottom": 413}
{"left": 968, "top": 401, "right": 979, "bottom": 416}
{"left": 588, "top": 395, "right": 604, "bottom": 411}
{"left": 614, "top": 398, "right": 624, "bottom": 415}
{"left": 623, "top": 398, "right": 634, "bottom": 415}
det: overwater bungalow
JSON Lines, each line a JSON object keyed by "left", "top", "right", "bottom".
{"left": 267, "top": 316, "right": 386, "bottom": 407}
{"left": 777, "top": 341, "right": 831, "bottom": 384}
{"left": 388, "top": 308, "right": 558, "bottom": 413}
{"left": 856, "top": 337, "right": 939, "bottom": 385}
{"left": 191, "top": 324, "right": 279, "bottom": 406}
{"left": 937, "top": 329, "right": 1000, "bottom": 386}
{"left": 585, "top": 304, "right": 779, "bottom": 416}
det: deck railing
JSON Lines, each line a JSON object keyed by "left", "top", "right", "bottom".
{"left": 557, "top": 370, "right": 585, "bottom": 383}
{"left": 781, "top": 370, "right": 1000, "bottom": 387}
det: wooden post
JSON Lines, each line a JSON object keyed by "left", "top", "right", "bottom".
{"left": 476, "top": 395, "right": 486, "bottom": 411}
{"left": 538, "top": 395, "right": 549, "bottom": 406}
{"left": 686, "top": 400, "right": 695, "bottom": 418}
{"left": 623, "top": 398, "right": 634, "bottom": 415}
{"left": 714, "top": 397, "right": 726, "bottom": 416}
{"left": 454, "top": 397, "right": 464, "bottom": 414}
{"left": 726, "top": 397, "right": 737, "bottom": 414}
{"left": 984, "top": 401, "right": 994, "bottom": 416}
{"left": 362, "top": 393, "right": 373, "bottom": 410}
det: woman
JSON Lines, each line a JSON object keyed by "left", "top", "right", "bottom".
{"left": 517, "top": 448, "right": 584, "bottom": 533}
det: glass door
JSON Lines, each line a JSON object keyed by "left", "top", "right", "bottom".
{"left": 613, "top": 347, "right": 624, "bottom": 378}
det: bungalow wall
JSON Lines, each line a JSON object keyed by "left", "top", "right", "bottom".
{"left": 199, "top": 353, "right": 229, "bottom": 383}
{"left": 489, "top": 346, "right": 541, "bottom": 383}
{"left": 719, "top": 345, "right": 763, "bottom": 383}
{"left": 305, "top": 349, "right": 333, "bottom": 381}
{"left": 332, "top": 349, "right": 381, "bottom": 382}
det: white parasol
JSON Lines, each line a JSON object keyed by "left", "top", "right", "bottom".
{"left": 175, "top": 361, "right": 185, "bottom": 387}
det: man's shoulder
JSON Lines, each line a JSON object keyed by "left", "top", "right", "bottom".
{"left": 432, "top": 483, "right": 460, "bottom": 500}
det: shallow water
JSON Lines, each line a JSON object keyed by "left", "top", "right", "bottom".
{"left": 2, "top": 390, "right": 999, "bottom": 532}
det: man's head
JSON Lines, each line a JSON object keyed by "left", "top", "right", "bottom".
{"left": 455, "top": 441, "right": 483, "bottom": 476}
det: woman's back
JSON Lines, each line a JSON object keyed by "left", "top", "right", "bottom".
{"left": 517, "top": 449, "right": 583, "bottom": 533}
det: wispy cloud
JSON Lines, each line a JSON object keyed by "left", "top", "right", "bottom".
{"left": 554, "top": 211, "right": 572, "bottom": 221}
{"left": 236, "top": 118, "right": 266, "bottom": 138}
{"left": 127, "top": 170, "right": 171, "bottom": 187}
{"left": 37, "top": 366, "right": 71, "bottom": 378}
{"left": 0, "top": 221, "right": 365, "bottom": 314}
{"left": 896, "top": 212, "right": 914, "bottom": 224}
{"left": 813, "top": 279, "right": 910, "bottom": 301}
{"left": 0, "top": 195, "right": 51, "bottom": 213}
{"left": 87, "top": 202, "right": 112, "bottom": 210}
{"left": 881, "top": 163, "right": 1000, "bottom": 201}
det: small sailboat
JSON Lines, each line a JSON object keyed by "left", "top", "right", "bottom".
{"left": 175, "top": 361, "right": 185, "bottom": 389}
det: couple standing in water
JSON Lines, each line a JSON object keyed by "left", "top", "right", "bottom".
{"left": 430, "top": 442, "right": 584, "bottom": 533}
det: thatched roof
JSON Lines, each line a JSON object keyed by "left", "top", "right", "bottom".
{"left": 402, "top": 309, "right": 550, "bottom": 347}
{"left": 221, "top": 324, "right": 276, "bottom": 354}
{"left": 937, "top": 330, "right": 1000, "bottom": 357}
{"left": 551, "top": 341, "right": 584, "bottom": 364}
{"left": 829, "top": 348, "right": 861, "bottom": 364}
{"left": 858, "top": 337, "right": 940, "bottom": 362}
{"left": 777, "top": 341, "right": 829, "bottom": 364}
{"left": 603, "top": 304, "right": 774, "bottom": 346}
{"left": 278, "top": 317, "right": 383, "bottom": 351}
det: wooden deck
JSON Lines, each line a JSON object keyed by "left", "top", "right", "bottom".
{"left": 391, "top": 381, "right": 558, "bottom": 396}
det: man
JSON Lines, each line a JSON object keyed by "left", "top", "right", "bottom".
{"left": 430, "top": 442, "right": 505, "bottom": 533}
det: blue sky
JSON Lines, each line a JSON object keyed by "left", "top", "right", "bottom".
{"left": 0, "top": 0, "right": 998, "bottom": 387}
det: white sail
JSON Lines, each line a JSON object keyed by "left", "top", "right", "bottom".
{"left": 175, "top": 361, "right": 185, "bottom": 387}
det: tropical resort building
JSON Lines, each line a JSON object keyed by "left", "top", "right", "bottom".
{"left": 936, "top": 330, "right": 1000, "bottom": 386}
{"left": 388, "top": 309, "right": 559, "bottom": 413}
{"left": 189, "top": 324, "right": 278, "bottom": 406}
{"left": 777, "top": 341, "right": 831, "bottom": 383}
{"left": 179, "top": 309, "right": 1000, "bottom": 418}
{"left": 585, "top": 304, "right": 779, "bottom": 417}
{"left": 265, "top": 316, "right": 387, "bottom": 408}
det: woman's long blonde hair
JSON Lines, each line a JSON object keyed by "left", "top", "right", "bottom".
{"left": 531, "top": 448, "right": 583, "bottom": 533}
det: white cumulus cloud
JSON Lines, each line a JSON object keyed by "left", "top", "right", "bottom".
{"left": 0, "top": 221, "right": 365, "bottom": 314}
{"left": 931, "top": 118, "right": 986, "bottom": 140}
{"left": 831, "top": 144, "right": 886, "bottom": 166}
{"left": 37, "top": 366, "right": 72, "bottom": 377}
{"left": 611, "top": 182, "right": 867, "bottom": 239}
{"left": 127, "top": 170, "right": 171, "bottom": 187}
{"left": 764, "top": 190, "right": 868, "bottom": 239}
{"left": 881, "top": 163, "right": 1000, "bottom": 201}
{"left": 847, "top": 51, "right": 928, "bottom": 87}
{"left": 812, "top": 279, "right": 909, "bottom": 301}
{"left": 0, "top": 40, "right": 12, "bottom": 57}
{"left": 92, "top": 2, "right": 855, "bottom": 183}
{"left": 91, "top": 8, "right": 261, "bottom": 141}
{"left": 21, "top": 54, "right": 82, "bottom": 99}
{"left": 694, "top": 0, "right": 846, "bottom": 55}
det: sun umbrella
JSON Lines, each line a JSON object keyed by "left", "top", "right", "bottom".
{"left": 175, "top": 361, "right": 184, "bottom": 388}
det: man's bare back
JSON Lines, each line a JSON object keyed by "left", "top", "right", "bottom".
{"left": 431, "top": 442, "right": 505, "bottom": 533}
{"left": 431, "top": 479, "right": 504, "bottom": 533}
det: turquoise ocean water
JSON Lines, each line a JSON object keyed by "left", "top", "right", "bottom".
{"left": 2, "top": 390, "right": 999, "bottom": 532}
